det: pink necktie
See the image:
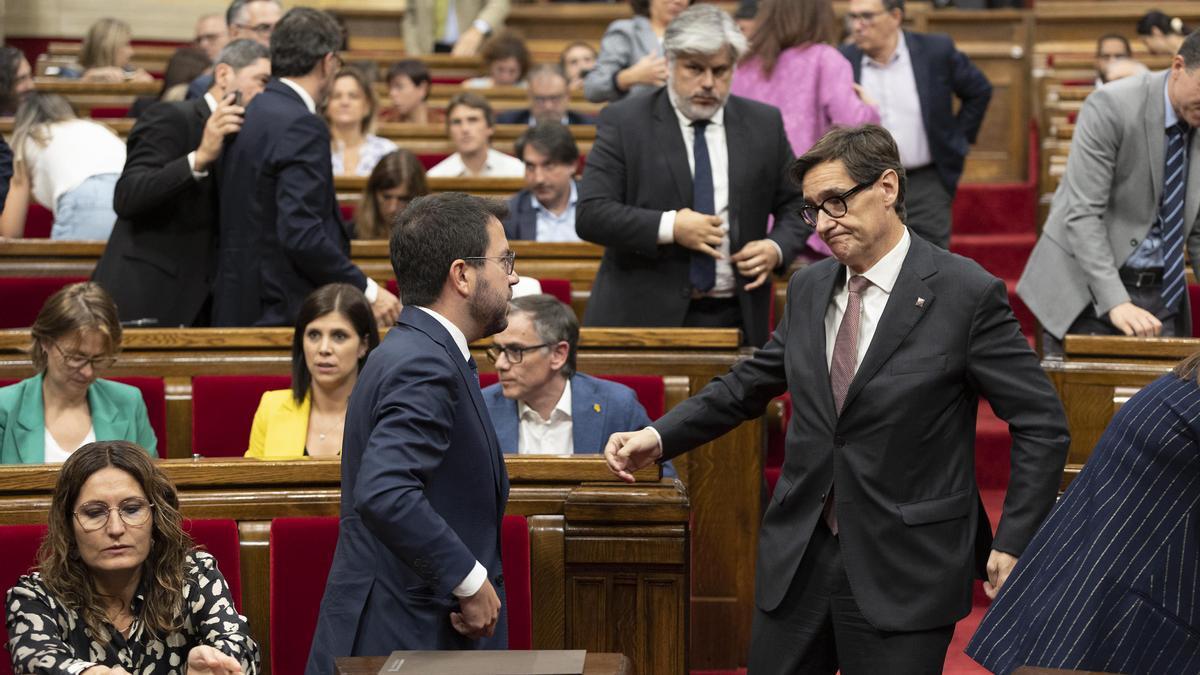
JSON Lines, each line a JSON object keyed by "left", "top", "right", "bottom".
{"left": 824, "top": 275, "right": 871, "bottom": 535}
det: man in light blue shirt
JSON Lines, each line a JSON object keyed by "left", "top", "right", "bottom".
{"left": 502, "top": 122, "right": 582, "bottom": 242}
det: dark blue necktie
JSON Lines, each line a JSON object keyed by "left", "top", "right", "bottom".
{"left": 467, "top": 356, "right": 479, "bottom": 376}
{"left": 690, "top": 120, "right": 716, "bottom": 293}
{"left": 1161, "top": 120, "right": 1190, "bottom": 311}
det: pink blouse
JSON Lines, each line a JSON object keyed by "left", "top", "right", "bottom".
{"left": 732, "top": 43, "right": 881, "bottom": 156}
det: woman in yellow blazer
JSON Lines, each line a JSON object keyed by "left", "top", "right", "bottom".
{"left": 0, "top": 282, "right": 157, "bottom": 463}
{"left": 246, "top": 284, "right": 379, "bottom": 459}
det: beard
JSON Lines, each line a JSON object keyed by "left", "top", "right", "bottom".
{"left": 469, "top": 275, "right": 510, "bottom": 337}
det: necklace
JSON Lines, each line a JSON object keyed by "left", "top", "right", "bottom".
{"left": 310, "top": 413, "right": 342, "bottom": 442}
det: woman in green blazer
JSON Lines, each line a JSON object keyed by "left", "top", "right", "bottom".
{"left": 0, "top": 282, "right": 157, "bottom": 463}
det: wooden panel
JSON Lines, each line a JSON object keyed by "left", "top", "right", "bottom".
{"left": 958, "top": 42, "right": 1029, "bottom": 184}
{"left": 1034, "top": 1, "right": 1200, "bottom": 43}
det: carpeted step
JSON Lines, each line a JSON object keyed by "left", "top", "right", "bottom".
{"left": 976, "top": 401, "right": 1012, "bottom": 491}
{"left": 952, "top": 183, "right": 1037, "bottom": 236}
{"left": 950, "top": 232, "right": 1037, "bottom": 283}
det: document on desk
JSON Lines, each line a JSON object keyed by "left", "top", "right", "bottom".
{"left": 377, "top": 650, "right": 587, "bottom": 674}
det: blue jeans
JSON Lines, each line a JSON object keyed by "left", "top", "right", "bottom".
{"left": 52, "top": 173, "right": 118, "bottom": 240}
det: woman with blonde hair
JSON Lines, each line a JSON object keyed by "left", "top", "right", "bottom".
{"left": 324, "top": 67, "right": 398, "bottom": 176}
{"left": 0, "top": 282, "right": 156, "bottom": 463}
{"left": 0, "top": 93, "right": 126, "bottom": 239}
{"left": 354, "top": 149, "right": 429, "bottom": 239}
{"left": 75, "top": 17, "right": 154, "bottom": 83}
{"left": 6, "top": 440, "right": 258, "bottom": 672}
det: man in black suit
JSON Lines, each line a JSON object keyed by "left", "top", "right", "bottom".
{"left": 495, "top": 65, "right": 594, "bottom": 126}
{"left": 503, "top": 122, "right": 580, "bottom": 241}
{"left": 577, "top": 4, "right": 807, "bottom": 348}
{"left": 215, "top": 7, "right": 401, "bottom": 327}
{"left": 606, "top": 125, "right": 1069, "bottom": 673}
{"left": 840, "top": 0, "right": 991, "bottom": 248}
{"left": 92, "top": 39, "right": 270, "bottom": 327}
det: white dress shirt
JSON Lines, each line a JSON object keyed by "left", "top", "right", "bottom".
{"left": 427, "top": 148, "right": 526, "bottom": 178}
{"left": 413, "top": 306, "right": 487, "bottom": 598}
{"left": 187, "top": 93, "right": 219, "bottom": 178}
{"left": 824, "top": 227, "right": 912, "bottom": 370}
{"left": 859, "top": 33, "right": 933, "bottom": 169}
{"left": 518, "top": 379, "right": 574, "bottom": 454}
{"left": 533, "top": 181, "right": 581, "bottom": 242}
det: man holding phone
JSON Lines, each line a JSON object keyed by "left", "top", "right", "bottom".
{"left": 93, "top": 39, "right": 271, "bottom": 327}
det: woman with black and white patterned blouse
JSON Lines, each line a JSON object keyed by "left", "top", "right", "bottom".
{"left": 5, "top": 440, "right": 259, "bottom": 675}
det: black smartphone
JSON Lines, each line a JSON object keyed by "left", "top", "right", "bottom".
{"left": 231, "top": 91, "right": 243, "bottom": 106}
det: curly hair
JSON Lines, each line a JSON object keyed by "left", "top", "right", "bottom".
{"left": 37, "top": 441, "right": 190, "bottom": 650}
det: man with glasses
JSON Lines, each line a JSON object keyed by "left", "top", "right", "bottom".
{"left": 497, "top": 65, "right": 595, "bottom": 126}
{"left": 839, "top": 0, "right": 991, "bottom": 249}
{"left": 481, "top": 295, "right": 670, "bottom": 474}
{"left": 193, "top": 14, "right": 229, "bottom": 63}
{"left": 188, "top": 0, "right": 282, "bottom": 98}
{"left": 309, "top": 193, "right": 516, "bottom": 672}
{"left": 214, "top": 7, "right": 400, "bottom": 327}
{"left": 604, "top": 124, "right": 1067, "bottom": 673}
{"left": 577, "top": 4, "right": 807, "bottom": 348}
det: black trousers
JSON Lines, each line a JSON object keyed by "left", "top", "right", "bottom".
{"left": 904, "top": 166, "right": 953, "bottom": 249}
{"left": 1042, "top": 280, "right": 1187, "bottom": 356}
{"left": 748, "top": 522, "right": 955, "bottom": 675}
{"left": 683, "top": 296, "right": 744, "bottom": 340}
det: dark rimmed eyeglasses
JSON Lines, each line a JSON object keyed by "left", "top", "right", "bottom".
{"left": 462, "top": 251, "right": 517, "bottom": 275}
{"left": 799, "top": 178, "right": 879, "bottom": 226}
{"left": 73, "top": 498, "right": 154, "bottom": 532}
{"left": 51, "top": 342, "right": 117, "bottom": 372}
{"left": 486, "top": 343, "right": 552, "bottom": 364}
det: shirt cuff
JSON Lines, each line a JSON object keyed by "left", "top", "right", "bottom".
{"left": 766, "top": 239, "right": 783, "bottom": 269}
{"left": 657, "top": 211, "right": 677, "bottom": 245}
{"left": 452, "top": 561, "right": 487, "bottom": 598}
{"left": 364, "top": 277, "right": 379, "bottom": 303}
{"left": 646, "top": 425, "right": 664, "bottom": 454}
{"left": 187, "top": 151, "right": 209, "bottom": 179}
{"left": 472, "top": 19, "right": 491, "bottom": 35}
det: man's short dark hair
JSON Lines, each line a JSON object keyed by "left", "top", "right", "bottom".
{"left": 215, "top": 38, "right": 269, "bottom": 70}
{"left": 882, "top": 0, "right": 905, "bottom": 14}
{"left": 1095, "top": 33, "right": 1132, "bottom": 57}
{"left": 269, "top": 7, "right": 341, "bottom": 78}
{"left": 791, "top": 124, "right": 907, "bottom": 223}
{"left": 390, "top": 192, "right": 509, "bottom": 307}
{"left": 226, "top": 0, "right": 281, "bottom": 28}
{"left": 510, "top": 294, "right": 579, "bottom": 378}
{"left": 387, "top": 59, "right": 431, "bottom": 96}
{"left": 1180, "top": 30, "right": 1200, "bottom": 69}
{"left": 446, "top": 91, "right": 495, "bottom": 128}
{"left": 514, "top": 122, "right": 580, "bottom": 166}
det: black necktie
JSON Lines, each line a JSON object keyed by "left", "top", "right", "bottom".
{"left": 690, "top": 120, "right": 716, "bottom": 293}
{"left": 467, "top": 356, "right": 478, "bottom": 375}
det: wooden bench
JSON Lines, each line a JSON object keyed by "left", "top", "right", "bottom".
{"left": 0, "top": 457, "right": 687, "bottom": 675}
{"left": 0, "top": 326, "right": 760, "bottom": 668}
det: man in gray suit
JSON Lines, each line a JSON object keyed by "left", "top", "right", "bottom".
{"left": 1018, "top": 32, "right": 1200, "bottom": 354}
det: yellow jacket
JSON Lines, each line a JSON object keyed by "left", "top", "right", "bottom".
{"left": 245, "top": 389, "right": 310, "bottom": 459}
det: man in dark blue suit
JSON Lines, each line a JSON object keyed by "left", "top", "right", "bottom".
{"left": 214, "top": 7, "right": 400, "bottom": 327}
{"left": 495, "top": 65, "right": 595, "bottom": 127}
{"left": 502, "top": 122, "right": 581, "bottom": 241}
{"left": 481, "top": 294, "right": 662, "bottom": 458}
{"left": 840, "top": 0, "right": 991, "bottom": 248}
{"left": 307, "top": 193, "right": 517, "bottom": 674}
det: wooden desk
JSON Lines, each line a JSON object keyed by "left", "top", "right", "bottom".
{"left": 335, "top": 652, "right": 631, "bottom": 675}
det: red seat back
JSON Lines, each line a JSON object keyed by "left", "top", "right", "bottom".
{"left": 1190, "top": 284, "right": 1200, "bottom": 337}
{"left": 0, "top": 524, "right": 48, "bottom": 675}
{"left": 537, "top": 278, "right": 572, "bottom": 306}
{"left": 183, "top": 519, "right": 242, "bottom": 610}
{"left": 417, "top": 153, "right": 450, "bottom": 170}
{"left": 88, "top": 107, "right": 130, "bottom": 119}
{"left": 191, "top": 375, "right": 291, "bottom": 457}
{"left": 25, "top": 204, "right": 54, "bottom": 238}
{"left": 109, "top": 376, "right": 167, "bottom": 456}
{"left": 340, "top": 204, "right": 356, "bottom": 224}
{"left": 0, "top": 277, "right": 89, "bottom": 328}
{"left": 269, "top": 514, "right": 531, "bottom": 673}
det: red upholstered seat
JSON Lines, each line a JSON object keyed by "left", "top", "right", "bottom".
{"left": 340, "top": 204, "right": 356, "bottom": 224}
{"left": 0, "top": 277, "right": 89, "bottom": 328}
{"left": 1190, "top": 284, "right": 1200, "bottom": 336}
{"left": 0, "top": 524, "right": 48, "bottom": 675}
{"left": 109, "top": 377, "right": 168, "bottom": 456}
{"left": 88, "top": 107, "right": 130, "bottom": 119}
{"left": 418, "top": 153, "right": 450, "bottom": 170}
{"left": 480, "top": 371, "right": 499, "bottom": 387}
{"left": 269, "top": 514, "right": 531, "bottom": 673}
{"left": 537, "top": 278, "right": 572, "bottom": 306}
{"left": 183, "top": 519, "right": 242, "bottom": 610}
{"left": 25, "top": 204, "right": 54, "bottom": 238}
{"left": 191, "top": 375, "right": 291, "bottom": 457}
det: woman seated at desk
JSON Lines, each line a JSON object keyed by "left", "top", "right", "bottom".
{"left": 5, "top": 440, "right": 258, "bottom": 674}
{"left": 0, "top": 282, "right": 157, "bottom": 464}
{"left": 245, "top": 283, "right": 380, "bottom": 459}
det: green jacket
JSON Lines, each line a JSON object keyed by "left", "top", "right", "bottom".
{"left": 0, "top": 374, "right": 158, "bottom": 464}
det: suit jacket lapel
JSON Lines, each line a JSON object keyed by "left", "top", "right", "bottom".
{"left": 569, "top": 375, "right": 605, "bottom": 453}
{"left": 804, "top": 262, "right": 840, "bottom": 421}
{"left": 905, "top": 32, "right": 934, "bottom": 131}
{"left": 653, "top": 91, "right": 694, "bottom": 208}
{"left": 1146, "top": 71, "right": 1168, "bottom": 204}
{"left": 88, "top": 381, "right": 123, "bottom": 441}
{"left": 14, "top": 374, "right": 45, "bottom": 464}
{"left": 490, "top": 394, "right": 520, "bottom": 454}
{"left": 841, "top": 237, "right": 936, "bottom": 413}
{"left": 633, "top": 16, "right": 660, "bottom": 57}
{"left": 725, "top": 100, "right": 747, "bottom": 245}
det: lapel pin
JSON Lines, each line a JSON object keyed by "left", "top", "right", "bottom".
{"left": 593, "top": 403, "right": 602, "bottom": 413}
{"left": 915, "top": 297, "right": 926, "bottom": 308}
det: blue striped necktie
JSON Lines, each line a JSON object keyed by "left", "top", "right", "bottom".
{"left": 1161, "top": 120, "right": 1190, "bottom": 311}
{"left": 690, "top": 120, "right": 716, "bottom": 293}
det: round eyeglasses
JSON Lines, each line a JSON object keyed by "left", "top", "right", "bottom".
{"left": 73, "top": 499, "right": 154, "bottom": 532}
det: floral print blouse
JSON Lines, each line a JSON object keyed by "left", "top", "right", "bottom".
{"left": 5, "top": 551, "right": 259, "bottom": 674}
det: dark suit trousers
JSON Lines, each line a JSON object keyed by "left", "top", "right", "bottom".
{"left": 904, "top": 166, "right": 953, "bottom": 249}
{"left": 1041, "top": 280, "right": 1188, "bottom": 356}
{"left": 748, "top": 522, "right": 954, "bottom": 675}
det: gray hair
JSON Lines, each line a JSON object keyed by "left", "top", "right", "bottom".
{"left": 226, "top": 0, "right": 281, "bottom": 27}
{"left": 663, "top": 4, "right": 748, "bottom": 63}
{"left": 215, "top": 38, "right": 269, "bottom": 70}
{"left": 509, "top": 294, "right": 579, "bottom": 378}
{"left": 526, "top": 63, "right": 567, "bottom": 85}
